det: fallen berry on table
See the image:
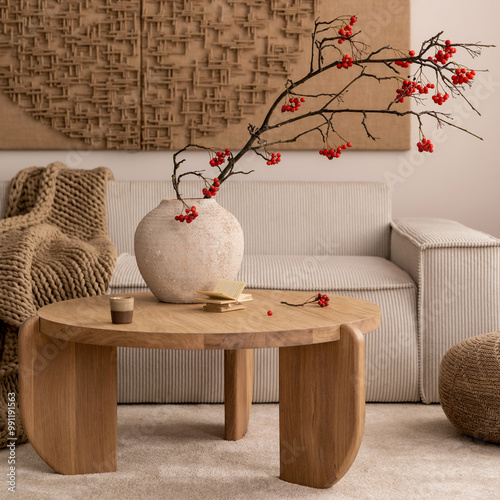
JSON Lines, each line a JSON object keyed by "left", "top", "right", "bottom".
{"left": 267, "top": 310, "right": 273, "bottom": 316}
{"left": 317, "top": 293, "right": 330, "bottom": 307}
{"left": 281, "top": 292, "right": 330, "bottom": 307}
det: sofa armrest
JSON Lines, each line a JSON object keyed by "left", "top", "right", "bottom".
{"left": 392, "top": 217, "right": 499, "bottom": 251}
{"left": 390, "top": 217, "right": 500, "bottom": 403}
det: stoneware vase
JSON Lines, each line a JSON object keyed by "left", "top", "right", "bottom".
{"left": 134, "top": 198, "right": 244, "bottom": 303}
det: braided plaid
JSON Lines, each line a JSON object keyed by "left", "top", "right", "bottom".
{"left": 0, "top": 163, "right": 116, "bottom": 448}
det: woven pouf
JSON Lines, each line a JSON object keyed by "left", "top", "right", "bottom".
{"left": 439, "top": 332, "right": 500, "bottom": 443}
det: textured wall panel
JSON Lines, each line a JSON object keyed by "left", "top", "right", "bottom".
{"left": 0, "top": 0, "right": 141, "bottom": 149}
{"left": 0, "top": 0, "right": 410, "bottom": 150}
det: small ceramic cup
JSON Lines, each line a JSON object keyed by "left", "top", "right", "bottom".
{"left": 109, "top": 296, "right": 134, "bottom": 324}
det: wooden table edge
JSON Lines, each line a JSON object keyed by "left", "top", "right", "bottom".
{"left": 38, "top": 313, "right": 380, "bottom": 350}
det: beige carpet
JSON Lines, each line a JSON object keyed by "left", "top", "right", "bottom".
{"left": 1, "top": 403, "right": 499, "bottom": 500}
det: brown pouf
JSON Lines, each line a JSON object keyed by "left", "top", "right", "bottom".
{"left": 439, "top": 332, "right": 500, "bottom": 443}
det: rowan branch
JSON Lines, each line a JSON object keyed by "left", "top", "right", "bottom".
{"left": 170, "top": 15, "right": 492, "bottom": 214}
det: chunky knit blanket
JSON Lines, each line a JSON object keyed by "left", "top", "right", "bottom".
{"left": 0, "top": 163, "right": 117, "bottom": 448}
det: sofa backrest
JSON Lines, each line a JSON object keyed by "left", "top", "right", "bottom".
{"left": 1, "top": 179, "right": 392, "bottom": 257}
{"left": 106, "top": 180, "right": 392, "bottom": 257}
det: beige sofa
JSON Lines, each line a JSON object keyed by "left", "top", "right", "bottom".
{"left": 2, "top": 179, "right": 499, "bottom": 403}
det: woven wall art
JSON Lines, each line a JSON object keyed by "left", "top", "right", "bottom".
{"left": 0, "top": 0, "right": 410, "bottom": 150}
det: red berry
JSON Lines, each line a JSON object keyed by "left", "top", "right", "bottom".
{"left": 267, "top": 310, "right": 273, "bottom": 316}
{"left": 417, "top": 138, "right": 434, "bottom": 153}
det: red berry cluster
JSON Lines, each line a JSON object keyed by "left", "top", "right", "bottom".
{"left": 395, "top": 50, "right": 415, "bottom": 68}
{"left": 337, "top": 54, "right": 354, "bottom": 69}
{"left": 316, "top": 293, "right": 330, "bottom": 307}
{"left": 452, "top": 68, "right": 475, "bottom": 85}
{"left": 175, "top": 205, "right": 198, "bottom": 223}
{"left": 281, "top": 292, "right": 331, "bottom": 308}
{"left": 417, "top": 138, "right": 434, "bottom": 153}
{"left": 202, "top": 178, "right": 221, "bottom": 197}
{"left": 432, "top": 92, "right": 449, "bottom": 105}
{"left": 428, "top": 40, "right": 456, "bottom": 65}
{"left": 338, "top": 16, "right": 356, "bottom": 44}
{"left": 319, "top": 142, "right": 352, "bottom": 160}
{"left": 394, "top": 80, "right": 435, "bottom": 103}
{"left": 209, "top": 149, "right": 231, "bottom": 167}
{"left": 282, "top": 96, "right": 305, "bottom": 113}
{"left": 266, "top": 152, "right": 281, "bottom": 165}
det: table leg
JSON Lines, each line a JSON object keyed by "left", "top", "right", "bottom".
{"left": 18, "top": 316, "right": 117, "bottom": 475}
{"left": 224, "top": 348, "right": 254, "bottom": 440}
{"left": 279, "top": 324, "right": 366, "bottom": 488}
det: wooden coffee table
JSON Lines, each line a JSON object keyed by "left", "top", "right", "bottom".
{"left": 19, "top": 290, "right": 380, "bottom": 488}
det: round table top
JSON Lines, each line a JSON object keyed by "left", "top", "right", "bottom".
{"left": 37, "top": 290, "right": 380, "bottom": 350}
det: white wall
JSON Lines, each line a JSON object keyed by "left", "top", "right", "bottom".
{"left": 1, "top": 0, "right": 499, "bottom": 237}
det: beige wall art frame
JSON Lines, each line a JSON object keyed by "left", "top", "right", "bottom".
{"left": 0, "top": 0, "right": 410, "bottom": 151}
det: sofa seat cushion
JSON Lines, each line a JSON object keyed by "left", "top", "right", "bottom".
{"left": 237, "top": 255, "right": 415, "bottom": 292}
{"left": 110, "top": 253, "right": 415, "bottom": 294}
{"left": 109, "top": 253, "right": 147, "bottom": 293}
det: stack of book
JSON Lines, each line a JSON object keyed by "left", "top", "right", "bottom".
{"left": 196, "top": 280, "right": 252, "bottom": 312}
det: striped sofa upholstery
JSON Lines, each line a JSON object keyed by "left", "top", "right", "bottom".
{"left": 391, "top": 218, "right": 500, "bottom": 402}
{"left": 2, "top": 180, "right": 499, "bottom": 403}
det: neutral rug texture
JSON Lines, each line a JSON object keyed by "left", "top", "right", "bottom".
{"left": 1, "top": 403, "right": 498, "bottom": 500}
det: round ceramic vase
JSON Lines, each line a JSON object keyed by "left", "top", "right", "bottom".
{"left": 134, "top": 198, "right": 244, "bottom": 303}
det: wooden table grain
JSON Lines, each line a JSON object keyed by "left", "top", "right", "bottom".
{"left": 19, "top": 290, "right": 380, "bottom": 488}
